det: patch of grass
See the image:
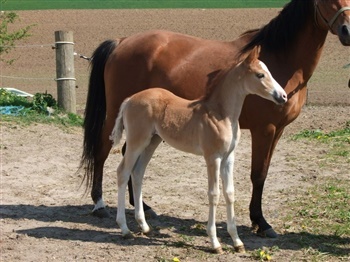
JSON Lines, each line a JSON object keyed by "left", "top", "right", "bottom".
{"left": 291, "top": 122, "right": 350, "bottom": 162}
{"left": 0, "top": 88, "right": 83, "bottom": 127}
{"left": 281, "top": 178, "right": 350, "bottom": 260}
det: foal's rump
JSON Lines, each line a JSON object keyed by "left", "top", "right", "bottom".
{"left": 111, "top": 87, "right": 203, "bottom": 155}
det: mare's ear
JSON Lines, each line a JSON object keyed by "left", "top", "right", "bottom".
{"left": 244, "top": 45, "right": 261, "bottom": 65}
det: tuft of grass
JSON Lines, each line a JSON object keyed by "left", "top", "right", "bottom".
{"left": 251, "top": 246, "right": 279, "bottom": 261}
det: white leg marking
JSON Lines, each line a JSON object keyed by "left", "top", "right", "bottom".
{"left": 92, "top": 198, "right": 106, "bottom": 212}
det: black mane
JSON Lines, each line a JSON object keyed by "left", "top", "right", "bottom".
{"left": 240, "top": 0, "right": 314, "bottom": 54}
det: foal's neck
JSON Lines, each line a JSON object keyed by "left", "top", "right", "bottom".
{"left": 203, "top": 65, "right": 247, "bottom": 122}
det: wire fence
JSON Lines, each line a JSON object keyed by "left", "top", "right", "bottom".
{"left": 0, "top": 41, "right": 92, "bottom": 110}
{"left": 1, "top": 40, "right": 349, "bottom": 108}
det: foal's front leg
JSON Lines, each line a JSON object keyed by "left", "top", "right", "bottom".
{"left": 220, "top": 153, "right": 245, "bottom": 253}
{"left": 206, "top": 157, "right": 222, "bottom": 253}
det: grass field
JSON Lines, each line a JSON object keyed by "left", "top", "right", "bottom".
{"left": 1, "top": 0, "right": 289, "bottom": 11}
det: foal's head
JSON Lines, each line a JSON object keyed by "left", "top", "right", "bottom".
{"left": 241, "top": 46, "right": 287, "bottom": 105}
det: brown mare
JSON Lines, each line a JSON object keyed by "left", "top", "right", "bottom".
{"left": 109, "top": 46, "right": 287, "bottom": 253}
{"left": 81, "top": 0, "right": 350, "bottom": 238}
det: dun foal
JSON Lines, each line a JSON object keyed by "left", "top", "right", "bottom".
{"left": 110, "top": 46, "right": 287, "bottom": 253}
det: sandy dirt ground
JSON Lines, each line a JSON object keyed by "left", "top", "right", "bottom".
{"left": 1, "top": 8, "right": 350, "bottom": 262}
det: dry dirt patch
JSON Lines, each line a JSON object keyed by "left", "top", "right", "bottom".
{"left": 1, "top": 105, "right": 349, "bottom": 261}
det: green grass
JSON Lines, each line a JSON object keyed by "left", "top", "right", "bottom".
{"left": 0, "top": 88, "right": 83, "bottom": 127}
{"left": 291, "top": 122, "right": 350, "bottom": 162}
{"left": 1, "top": 110, "right": 83, "bottom": 127}
{"left": 281, "top": 178, "right": 350, "bottom": 260}
{"left": 1, "top": 0, "right": 289, "bottom": 11}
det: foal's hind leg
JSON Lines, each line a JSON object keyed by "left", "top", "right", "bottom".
{"left": 220, "top": 153, "right": 245, "bottom": 253}
{"left": 116, "top": 149, "right": 144, "bottom": 238}
{"left": 131, "top": 135, "right": 162, "bottom": 234}
{"left": 123, "top": 143, "right": 155, "bottom": 217}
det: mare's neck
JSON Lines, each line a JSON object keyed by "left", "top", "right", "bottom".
{"left": 263, "top": 18, "right": 328, "bottom": 90}
{"left": 204, "top": 66, "right": 247, "bottom": 122}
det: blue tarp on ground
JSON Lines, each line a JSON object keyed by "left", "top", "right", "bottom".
{"left": 0, "top": 106, "right": 25, "bottom": 116}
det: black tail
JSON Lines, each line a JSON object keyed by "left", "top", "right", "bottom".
{"left": 80, "top": 39, "right": 117, "bottom": 189}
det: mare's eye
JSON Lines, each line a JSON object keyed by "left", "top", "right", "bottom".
{"left": 256, "top": 73, "right": 265, "bottom": 79}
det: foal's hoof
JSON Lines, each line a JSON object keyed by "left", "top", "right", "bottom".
{"left": 257, "top": 228, "right": 278, "bottom": 238}
{"left": 212, "top": 247, "right": 224, "bottom": 254}
{"left": 92, "top": 208, "right": 110, "bottom": 218}
{"left": 234, "top": 245, "right": 246, "bottom": 253}
{"left": 145, "top": 209, "right": 158, "bottom": 219}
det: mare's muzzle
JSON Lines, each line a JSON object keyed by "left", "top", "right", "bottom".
{"left": 338, "top": 24, "right": 350, "bottom": 46}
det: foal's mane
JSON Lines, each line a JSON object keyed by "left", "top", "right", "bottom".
{"left": 202, "top": 50, "right": 249, "bottom": 102}
{"left": 240, "top": 0, "right": 314, "bottom": 55}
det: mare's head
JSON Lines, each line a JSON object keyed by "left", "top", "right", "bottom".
{"left": 314, "top": 0, "right": 350, "bottom": 45}
{"left": 241, "top": 46, "right": 287, "bottom": 105}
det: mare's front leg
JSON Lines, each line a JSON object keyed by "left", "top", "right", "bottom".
{"left": 220, "top": 153, "right": 245, "bottom": 253}
{"left": 249, "top": 127, "right": 284, "bottom": 238}
{"left": 131, "top": 135, "right": 162, "bottom": 234}
{"left": 205, "top": 157, "right": 222, "bottom": 253}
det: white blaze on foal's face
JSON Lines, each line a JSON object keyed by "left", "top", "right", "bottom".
{"left": 248, "top": 60, "right": 286, "bottom": 104}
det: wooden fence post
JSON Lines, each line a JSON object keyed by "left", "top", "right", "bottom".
{"left": 54, "top": 31, "right": 76, "bottom": 113}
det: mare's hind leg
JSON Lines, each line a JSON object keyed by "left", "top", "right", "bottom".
{"left": 131, "top": 135, "right": 162, "bottom": 234}
{"left": 220, "top": 153, "right": 245, "bottom": 253}
{"left": 91, "top": 123, "right": 114, "bottom": 218}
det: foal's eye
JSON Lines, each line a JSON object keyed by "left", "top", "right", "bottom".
{"left": 256, "top": 73, "right": 265, "bottom": 79}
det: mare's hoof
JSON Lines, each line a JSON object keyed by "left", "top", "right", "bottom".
{"left": 212, "top": 247, "right": 224, "bottom": 254}
{"left": 257, "top": 228, "right": 278, "bottom": 238}
{"left": 122, "top": 232, "right": 134, "bottom": 239}
{"left": 234, "top": 245, "right": 246, "bottom": 253}
{"left": 145, "top": 209, "right": 158, "bottom": 219}
{"left": 92, "top": 208, "right": 110, "bottom": 218}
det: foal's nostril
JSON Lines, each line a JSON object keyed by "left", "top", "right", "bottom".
{"left": 283, "top": 93, "right": 287, "bottom": 100}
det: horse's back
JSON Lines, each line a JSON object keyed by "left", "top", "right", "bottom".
{"left": 104, "top": 30, "right": 242, "bottom": 116}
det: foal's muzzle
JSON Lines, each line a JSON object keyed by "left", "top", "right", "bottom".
{"left": 273, "top": 90, "right": 288, "bottom": 105}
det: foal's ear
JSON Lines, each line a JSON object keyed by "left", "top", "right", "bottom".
{"left": 244, "top": 45, "right": 261, "bottom": 65}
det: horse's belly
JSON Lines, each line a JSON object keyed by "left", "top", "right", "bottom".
{"left": 156, "top": 131, "right": 203, "bottom": 156}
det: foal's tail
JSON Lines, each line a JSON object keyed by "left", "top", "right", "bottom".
{"left": 80, "top": 39, "right": 117, "bottom": 188}
{"left": 110, "top": 98, "right": 130, "bottom": 147}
